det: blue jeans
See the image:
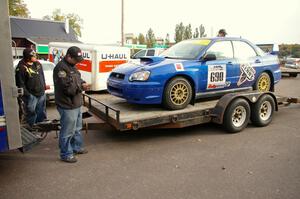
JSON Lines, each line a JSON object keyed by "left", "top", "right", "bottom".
{"left": 57, "top": 106, "right": 83, "bottom": 159}
{"left": 24, "top": 93, "right": 46, "bottom": 126}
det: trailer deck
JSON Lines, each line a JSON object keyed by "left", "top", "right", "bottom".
{"left": 83, "top": 92, "right": 300, "bottom": 132}
{"left": 84, "top": 93, "right": 218, "bottom": 131}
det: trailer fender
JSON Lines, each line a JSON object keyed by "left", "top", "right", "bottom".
{"left": 211, "top": 92, "right": 278, "bottom": 124}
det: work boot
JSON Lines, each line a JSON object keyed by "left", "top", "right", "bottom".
{"left": 74, "top": 149, "right": 88, "bottom": 155}
{"left": 61, "top": 155, "right": 77, "bottom": 163}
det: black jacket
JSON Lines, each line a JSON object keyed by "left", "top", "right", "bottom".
{"left": 53, "top": 58, "right": 85, "bottom": 109}
{"left": 15, "top": 59, "right": 46, "bottom": 97}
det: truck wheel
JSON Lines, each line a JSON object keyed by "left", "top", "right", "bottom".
{"left": 254, "top": 72, "right": 271, "bottom": 92}
{"left": 163, "top": 77, "right": 192, "bottom": 110}
{"left": 289, "top": 73, "right": 297, "bottom": 77}
{"left": 223, "top": 98, "right": 250, "bottom": 133}
{"left": 251, "top": 94, "right": 275, "bottom": 127}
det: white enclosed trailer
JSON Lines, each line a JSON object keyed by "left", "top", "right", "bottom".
{"left": 48, "top": 42, "right": 130, "bottom": 91}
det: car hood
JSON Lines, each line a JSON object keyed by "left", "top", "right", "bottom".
{"left": 113, "top": 56, "right": 186, "bottom": 74}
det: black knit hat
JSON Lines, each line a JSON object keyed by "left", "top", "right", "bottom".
{"left": 66, "top": 46, "right": 84, "bottom": 62}
{"left": 23, "top": 48, "right": 36, "bottom": 60}
{"left": 218, "top": 29, "right": 227, "bottom": 36}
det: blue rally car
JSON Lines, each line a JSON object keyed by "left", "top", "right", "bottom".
{"left": 107, "top": 37, "right": 281, "bottom": 110}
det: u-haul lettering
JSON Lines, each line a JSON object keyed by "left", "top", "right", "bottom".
{"left": 101, "top": 54, "right": 128, "bottom": 60}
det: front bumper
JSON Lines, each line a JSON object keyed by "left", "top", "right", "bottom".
{"left": 107, "top": 78, "right": 163, "bottom": 104}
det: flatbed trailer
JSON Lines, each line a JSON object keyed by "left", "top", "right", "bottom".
{"left": 83, "top": 91, "right": 300, "bottom": 133}
{"left": 280, "top": 66, "right": 300, "bottom": 77}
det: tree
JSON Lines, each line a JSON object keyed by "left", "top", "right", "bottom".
{"left": 131, "top": 37, "right": 138, "bottom": 44}
{"left": 146, "top": 28, "right": 156, "bottom": 48}
{"left": 291, "top": 44, "right": 300, "bottom": 58}
{"left": 165, "top": 33, "right": 170, "bottom": 47}
{"left": 193, "top": 28, "right": 199, "bottom": 38}
{"left": 199, "top": 24, "right": 207, "bottom": 38}
{"left": 174, "top": 22, "right": 185, "bottom": 43}
{"left": 138, "top": 33, "right": 146, "bottom": 45}
{"left": 43, "top": 9, "right": 83, "bottom": 37}
{"left": 183, "top": 24, "right": 192, "bottom": 40}
{"left": 9, "top": 0, "right": 29, "bottom": 18}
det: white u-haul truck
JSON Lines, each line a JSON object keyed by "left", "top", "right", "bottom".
{"left": 48, "top": 42, "right": 130, "bottom": 91}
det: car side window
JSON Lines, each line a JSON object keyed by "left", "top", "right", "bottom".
{"left": 133, "top": 50, "right": 146, "bottom": 59}
{"left": 146, "top": 49, "right": 155, "bottom": 56}
{"left": 206, "top": 41, "right": 233, "bottom": 60}
{"left": 233, "top": 41, "right": 257, "bottom": 59}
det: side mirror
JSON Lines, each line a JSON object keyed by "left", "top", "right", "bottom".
{"left": 203, "top": 53, "right": 216, "bottom": 62}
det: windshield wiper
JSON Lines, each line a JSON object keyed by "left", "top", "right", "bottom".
{"left": 163, "top": 56, "right": 180, "bottom": 59}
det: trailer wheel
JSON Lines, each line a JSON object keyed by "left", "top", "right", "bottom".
{"left": 254, "top": 72, "right": 271, "bottom": 92}
{"left": 289, "top": 73, "right": 297, "bottom": 77}
{"left": 251, "top": 94, "right": 275, "bottom": 127}
{"left": 163, "top": 77, "right": 192, "bottom": 110}
{"left": 223, "top": 98, "right": 250, "bottom": 133}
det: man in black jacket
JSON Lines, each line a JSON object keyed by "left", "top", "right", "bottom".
{"left": 53, "top": 46, "right": 88, "bottom": 163}
{"left": 15, "top": 48, "right": 47, "bottom": 126}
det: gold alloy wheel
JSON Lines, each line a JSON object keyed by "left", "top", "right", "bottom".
{"left": 257, "top": 74, "right": 271, "bottom": 92}
{"left": 170, "top": 82, "right": 189, "bottom": 105}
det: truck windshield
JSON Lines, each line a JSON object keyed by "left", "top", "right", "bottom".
{"left": 161, "top": 40, "right": 211, "bottom": 60}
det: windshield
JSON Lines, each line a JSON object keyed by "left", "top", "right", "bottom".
{"left": 161, "top": 39, "right": 211, "bottom": 59}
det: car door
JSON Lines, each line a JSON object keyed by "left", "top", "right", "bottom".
{"left": 198, "top": 40, "right": 236, "bottom": 93}
{"left": 232, "top": 41, "right": 261, "bottom": 88}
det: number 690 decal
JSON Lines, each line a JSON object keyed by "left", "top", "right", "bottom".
{"left": 207, "top": 64, "right": 227, "bottom": 89}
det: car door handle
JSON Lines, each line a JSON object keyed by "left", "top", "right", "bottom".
{"left": 255, "top": 59, "right": 262, "bottom": 64}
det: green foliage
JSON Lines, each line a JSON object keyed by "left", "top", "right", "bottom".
{"left": 199, "top": 24, "right": 207, "bottom": 38}
{"left": 43, "top": 9, "right": 83, "bottom": 37}
{"left": 176, "top": 22, "right": 207, "bottom": 42}
{"left": 193, "top": 28, "right": 199, "bottom": 38}
{"left": 183, "top": 24, "right": 192, "bottom": 40}
{"left": 146, "top": 28, "right": 156, "bottom": 48}
{"left": 138, "top": 33, "right": 146, "bottom": 45}
{"left": 175, "top": 22, "right": 185, "bottom": 43}
{"left": 279, "top": 44, "right": 300, "bottom": 58}
{"left": 9, "top": 0, "right": 29, "bottom": 18}
{"left": 165, "top": 33, "right": 170, "bottom": 46}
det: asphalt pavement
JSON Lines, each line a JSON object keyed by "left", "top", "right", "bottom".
{"left": 0, "top": 75, "right": 299, "bottom": 199}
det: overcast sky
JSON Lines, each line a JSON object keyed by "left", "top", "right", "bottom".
{"left": 24, "top": 0, "right": 300, "bottom": 44}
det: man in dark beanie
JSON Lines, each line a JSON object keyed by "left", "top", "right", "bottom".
{"left": 217, "top": 29, "right": 227, "bottom": 37}
{"left": 53, "top": 46, "right": 89, "bottom": 163}
{"left": 15, "top": 48, "right": 47, "bottom": 127}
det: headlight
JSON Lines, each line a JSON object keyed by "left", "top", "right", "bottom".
{"left": 129, "top": 71, "right": 151, "bottom": 81}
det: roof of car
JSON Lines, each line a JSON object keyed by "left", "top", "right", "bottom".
{"left": 13, "top": 59, "right": 54, "bottom": 66}
{"left": 190, "top": 37, "right": 246, "bottom": 41}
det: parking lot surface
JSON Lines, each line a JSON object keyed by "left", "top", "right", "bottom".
{"left": 0, "top": 76, "right": 299, "bottom": 199}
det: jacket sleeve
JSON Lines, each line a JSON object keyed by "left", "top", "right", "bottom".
{"left": 15, "top": 66, "right": 30, "bottom": 96}
{"left": 53, "top": 67, "right": 78, "bottom": 97}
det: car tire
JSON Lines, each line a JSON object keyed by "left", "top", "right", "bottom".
{"left": 223, "top": 98, "right": 250, "bottom": 133}
{"left": 253, "top": 72, "right": 271, "bottom": 92}
{"left": 289, "top": 73, "right": 297, "bottom": 77}
{"left": 251, "top": 94, "right": 275, "bottom": 127}
{"left": 163, "top": 77, "right": 192, "bottom": 110}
